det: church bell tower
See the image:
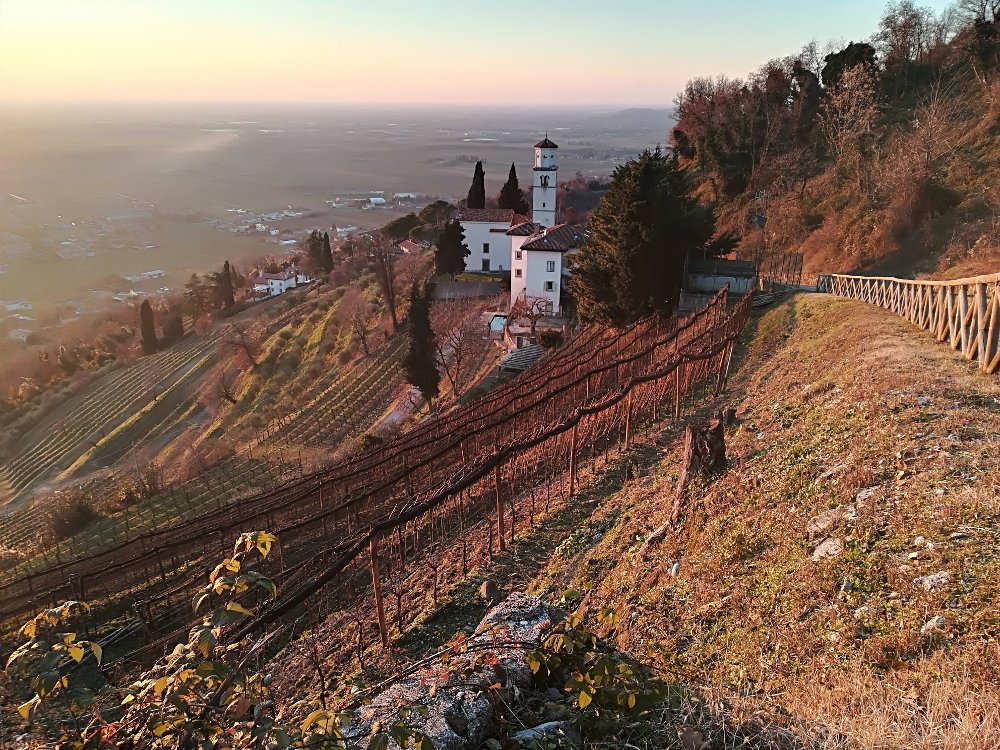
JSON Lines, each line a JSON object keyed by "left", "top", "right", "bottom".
{"left": 532, "top": 135, "right": 558, "bottom": 228}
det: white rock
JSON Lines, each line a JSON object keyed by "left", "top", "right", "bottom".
{"left": 921, "top": 615, "right": 947, "bottom": 634}
{"left": 811, "top": 537, "right": 844, "bottom": 561}
{"left": 670, "top": 561, "right": 681, "bottom": 577}
{"left": 914, "top": 571, "right": 951, "bottom": 591}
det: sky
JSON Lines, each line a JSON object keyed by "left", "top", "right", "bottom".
{"left": 0, "top": 0, "right": 959, "bottom": 107}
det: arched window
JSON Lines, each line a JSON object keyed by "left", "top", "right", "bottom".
{"left": 540, "top": 175, "right": 549, "bottom": 187}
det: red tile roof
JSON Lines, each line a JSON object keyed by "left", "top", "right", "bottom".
{"left": 534, "top": 137, "right": 559, "bottom": 149}
{"left": 455, "top": 208, "right": 516, "bottom": 224}
{"left": 398, "top": 240, "right": 424, "bottom": 254}
{"left": 521, "top": 224, "right": 590, "bottom": 252}
{"left": 507, "top": 221, "right": 542, "bottom": 236}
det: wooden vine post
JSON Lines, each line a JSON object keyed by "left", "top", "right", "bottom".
{"left": 370, "top": 534, "right": 389, "bottom": 648}
{"left": 568, "top": 422, "right": 579, "bottom": 497}
{"left": 624, "top": 390, "right": 633, "bottom": 447}
{"left": 495, "top": 464, "right": 506, "bottom": 552}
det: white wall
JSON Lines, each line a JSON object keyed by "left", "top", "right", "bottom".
{"left": 460, "top": 221, "right": 512, "bottom": 273}
{"left": 688, "top": 273, "right": 754, "bottom": 295}
{"left": 532, "top": 147, "right": 558, "bottom": 228}
{"left": 521, "top": 250, "right": 563, "bottom": 314}
{"left": 510, "top": 235, "right": 529, "bottom": 301}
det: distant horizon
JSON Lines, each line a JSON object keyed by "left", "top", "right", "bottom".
{"left": 0, "top": 0, "right": 957, "bottom": 108}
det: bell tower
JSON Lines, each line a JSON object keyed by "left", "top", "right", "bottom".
{"left": 532, "top": 135, "right": 558, "bottom": 228}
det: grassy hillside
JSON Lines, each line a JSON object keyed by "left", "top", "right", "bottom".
{"left": 526, "top": 293, "right": 998, "bottom": 747}
{"left": 673, "top": 6, "right": 1000, "bottom": 281}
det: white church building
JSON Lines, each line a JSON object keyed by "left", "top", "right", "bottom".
{"left": 455, "top": 136, "right": 587, "bottom": 315}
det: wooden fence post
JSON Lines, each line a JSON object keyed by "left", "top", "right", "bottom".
{"left": 370, "top": 534, "right": 389, "bottom": 648}
{"left": 624, "top": 390, "right": 633, "bottom": 447}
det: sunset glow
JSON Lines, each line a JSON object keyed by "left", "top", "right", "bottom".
{"left": 0, "top": 0, "right": 955, "bottom": 106}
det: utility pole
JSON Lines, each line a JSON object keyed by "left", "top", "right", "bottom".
{"left": 753, "top": 190, "right": 768, "bottom": 288}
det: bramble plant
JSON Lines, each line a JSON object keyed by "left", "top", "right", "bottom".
{"left": 5, "top": 531, "right": 435, "bottom": 750}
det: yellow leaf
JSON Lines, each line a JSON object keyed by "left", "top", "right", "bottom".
{"left": 67, "top": 643, "right": 85, "bottom": 663}
{"left": 89, "top": 641, "right": 103, "bottom": 666}
{"left": 20, "top": 620, "right": 36, "bottom": 638}
{"left": 61, "top": 632, "right": 77, "bottom": 644}
{"left": 255, "top": 531, "right": 277, "bottom": 558}
{"left": 627, "top": 691, "right": 636, "bottom": 709}
{"left": 226, "top": 602, "right": 254, "bottom": 617}
{"left": 153, "top": 676, "right": 170, "bottom": 697}
{"left": 18, "top": 696, "right": 39, "bottom": 720}
{"left": 578, "top": 689, "right": 592, "bottom": 709}
{"left": 302, "top": 709, "right": 328, "bottom": 733}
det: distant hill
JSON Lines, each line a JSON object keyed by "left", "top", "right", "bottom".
{"left": 586, "top": 107, "right": 676, "bottom": 131}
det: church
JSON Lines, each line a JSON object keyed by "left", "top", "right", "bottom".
{"left": 454, "top": 137, "right": 587, "bottom": 316}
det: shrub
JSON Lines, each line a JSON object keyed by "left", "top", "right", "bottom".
{"left": 536, "top": 329, "right": 565, "bottom": 348}
{"left": 43, "top": 492, "right": 101, "bottom": 543}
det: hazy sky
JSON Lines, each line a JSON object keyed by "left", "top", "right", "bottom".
{"left": 0, "top": 0, "right": 957, "bottom": 107}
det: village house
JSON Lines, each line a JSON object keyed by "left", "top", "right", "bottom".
{"left": 508, "top": 223, "right": 589, "bottom": 315}
{"left": 454, "top": 208, "right": 528, "bottom": 273}
{"left": 252, "top": 267, "right": 313, "bottom": 298}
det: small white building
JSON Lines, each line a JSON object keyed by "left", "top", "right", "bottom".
{"left": 454, "top": 208, "right": 528, "bottom": 273}
{"left": 252, "top": 267, "right": 313, "bottom": 298}
{"left": 509, "top": 223, "right": 589, "bottom": 315}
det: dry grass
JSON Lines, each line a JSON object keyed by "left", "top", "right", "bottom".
{"left": 526, "top": 293, "right": 999, "bottom": 749}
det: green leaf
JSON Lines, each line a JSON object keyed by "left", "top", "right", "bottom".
{"left": 367, "top": 734, "right": 390, "bottom": 750}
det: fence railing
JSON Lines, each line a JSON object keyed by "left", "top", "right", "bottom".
{"left": 816, "top": 272, "right": 1000, "bottom": 374}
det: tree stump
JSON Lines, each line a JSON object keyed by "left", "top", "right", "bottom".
{"left": 671, "top": 415, "right": 727, "bottom": 527}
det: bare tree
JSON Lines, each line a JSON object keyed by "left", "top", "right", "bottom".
{"left": 508, "top": 296, "right": 549, "bottom": 336}
{"left": 336, "top": 287, "right": 376, "bottom": 356}
{"left": 431, "top": 298, "right": 484, "bottom": 397}
{"left": 819, "top": 64, "right": 881, "bottom": 191}
{"left": 204, "top": 363, "right": 241, "bottom": 406}
{"left": 222, "top": 322, "right": 261, "bottom": 370}
{"left": 369, "top": 235, "right": 400, "bottom": 331}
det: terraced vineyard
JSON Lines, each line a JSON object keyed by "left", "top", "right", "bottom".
{"left": 0, "top": 331, "right": 224, "bottom": 506}
{"left": 0, "top": 288, "right": 751, "bottom": 666}
{"left": 275, "top": 333, "right": 407, "bottom": 447}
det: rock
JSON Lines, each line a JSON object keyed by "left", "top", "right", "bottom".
{"left": 479, "top": 579, "right": 502, "bottom": 606}
{"left": 913, "top": 535, "right": 926, "bottom": 547}
{"left": 816, "top": 463, "right": 849, "bottom": 482}
{"left": 921, "top": 615, "right": 947, "bottom": 634}
{"left": 356, "top": 593, "right": 562, "bottom": 750}
{"left": 811, "top": 537, "right": 843, "bottom": 561}
{"left": 917, "top": 396, "right": 931, "bottom": 407}
{"left": 512, "top": 721, "right": 581, "bottom": 747}
{"left": 914, "top": 571, "right": 951, "bottom": 591}
{"left": 854, "top": 486, "right": 879, "bottom": 503}
{"left": 669, "top": 561, "right": 681, "bottom": 577}
{"left": 806, "top": 505, "right": 854, "bottom": 540}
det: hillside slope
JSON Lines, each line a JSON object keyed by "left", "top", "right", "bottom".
{"left": 530, "top": 293, "right": 999, "bottom": 748}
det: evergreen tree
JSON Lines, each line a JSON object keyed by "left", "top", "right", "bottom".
{"left": 497, "top": 163, "right": 530, "bottom": 214}
{"left": 321, "top": 232, "right": 334, "bottom": 273}
{"left": 218, "top": 260, "right": 235, "bottom": 309}
{"left": 304, "top": 229, "right": 324, "bottom": 269}
{"left": 434, "top": 220, "right": 470, "bottom": 279}
{"left": 184, "top": 274, "right": 210, "bottom": 319}
{"left": 403, "top": 282, "right": 440, "bottom": 403}
{"left": 139, "top": 299, "right": 158, "bottom": 355}
{"left": 570, "top": 148, "right": 715, "bottom": 327}
{"left": 164, "top": 314, "right": 185, "bottom": 344}
{"left": 466, "top": 161, "right": 486, "bottom": 209}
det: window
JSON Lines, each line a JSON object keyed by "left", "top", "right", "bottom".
{"left": 481, "top": 259, "right": 490, "bottom": 272}
{"left": 482, "top": 242, "right": 489, "bottom": 254}
{"left": 546, "top": 261, "right": 556, "bottom": 272}
{"left": 515, "top": 250, "right": 522, "bottom": 260}
{"left": 544, "top": 281, "right": 555, "bottom": 292}
{"left": 542, "top": 202, "right": 546, "bottom": 207}
{"left": 515, "top": 268, "right": 522, "bottom": 278}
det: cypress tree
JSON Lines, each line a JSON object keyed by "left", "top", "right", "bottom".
{"left": 220, "top": 260, "right": 235, "bottom": 308}
{"left": 139, "top": 299, "right": 158, "bottom": 355}
{"left": 322, "top": 232, "right": 334, "bottom": 273}
{"left": 466, "top": 161, "right": 486, "bottom": 209}
{"left": 404, "top": 282, "right": 440, "bottom": 403}
{"left": 497, "top": 163, "right": 530, "bottom": 214}
{"left": 164, "top": 314, "right": 185, "bottom": 344}
{"left": 434, "top": 220, "right": 470, "bottom": 279}
{"left": 570, "top": 148, "right": 715, "bottom": 326}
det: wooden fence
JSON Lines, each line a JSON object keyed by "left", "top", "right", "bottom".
{"left": 816, "top": 272, "right": 1000, "bottom": 374}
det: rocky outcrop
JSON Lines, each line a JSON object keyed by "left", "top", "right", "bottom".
{"left": 355, "top": 592, "right": 563, "bottom": 749}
